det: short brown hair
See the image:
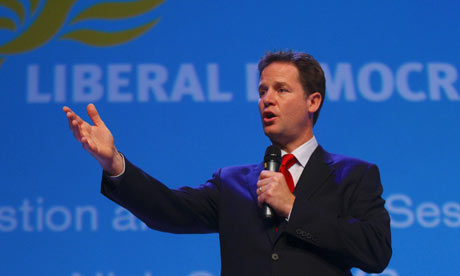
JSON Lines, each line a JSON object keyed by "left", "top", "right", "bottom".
{"left": 258, "top": 50, "right": 326, "bottom": 126}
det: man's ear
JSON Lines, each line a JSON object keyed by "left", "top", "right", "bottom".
{"left": 307, "top": 92, "right": 322, "bottom": 113}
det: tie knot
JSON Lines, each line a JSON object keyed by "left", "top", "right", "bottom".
{"left": 281, "top": 153, "right": 297, "bottom": 170}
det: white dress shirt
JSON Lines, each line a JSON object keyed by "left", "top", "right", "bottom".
{"left": 281, "top": 136, "right": 318, "bottom": 188}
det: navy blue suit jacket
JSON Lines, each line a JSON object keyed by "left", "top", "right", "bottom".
{"left": 101, "top": 146, "right": 392, "bottom": 276}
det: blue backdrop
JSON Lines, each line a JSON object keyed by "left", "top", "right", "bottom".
{"left": 1, "top": 1, "right": 459, "bottom": 275}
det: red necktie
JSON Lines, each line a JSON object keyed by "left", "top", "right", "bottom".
{"left": 280, "top": 154, "right": 297, "bottom": 192}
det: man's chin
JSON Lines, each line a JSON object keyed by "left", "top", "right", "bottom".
{"left": 263, "top": 129, "right": 282, "bottom": 143}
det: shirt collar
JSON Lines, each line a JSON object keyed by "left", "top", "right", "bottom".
{"left": 281, "top": 136, "right": 318, "bottom": 168}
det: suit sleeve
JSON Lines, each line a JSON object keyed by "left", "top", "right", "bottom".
{"left": 101, "top": 157, "right": 220, "bottom": 234}
{"left": 285, "top": 164, "right": 392, "bottom": 273}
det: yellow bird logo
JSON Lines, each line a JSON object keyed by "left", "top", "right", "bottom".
{"left": 0, "top": 0, "right": 164, "bottom": 67}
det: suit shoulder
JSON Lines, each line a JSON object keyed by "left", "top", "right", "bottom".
{"left": 327, "top": 151, "right": 376, "bottom": 170}
{"left": 218, "top": 163, "right": 262, "bottom": 176}
{"left": 324, "top": 152, "right": 382, "bottom": 186}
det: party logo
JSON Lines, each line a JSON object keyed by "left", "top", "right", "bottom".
{"left": 0, "top": 0, "right": 164, "bottom": 67}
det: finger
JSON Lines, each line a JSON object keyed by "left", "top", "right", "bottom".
{"left": 64, "top": 107, "right": 87, "bottom": 142}
{"left": 63, "top": 106, "right": 81, "bottom": 124}
{"left": 66, "top": 112, "right": 74, "bottom": 130}
{"left": 71, "top": 119, "right": 83, "bottom": 141}
{"left": 65, "top": 108, "right": 86, "bottom": 131}
{"left": 256, "top": 178, "right": 269, "bottom": 189}
{"left": 87, "top": 103, "right": 104, "bottom": 126}
{"left": 258, "top": 191, "right": 269, "bottom": 207}
{"left": 74, "top": 114, "right": 90, "bottom": 137}
{"left": 258, "top": 170, "right": 275, "bottom": 180}
{"left": 256, "top": 185, "right": 263, "bottom": 195}
{"left": 257, "top": 193, "right": 265, "bottom": 207}
{"left": 78, "top": 119, "right": 93, "bottom": 139}
{"left": 72, "top": 116, "right": 89, "bottom": 142}
{"left": 64, "top": 107, "right": 76, "bottom": 130}
{"left": 81, "top": 137, "right": 96, "bottom": 154}
{"left": 73, "top": 113, "right": 85, "bottom": 125}
{"left": 62, "top": 106, "right": 73, "bottom": 115}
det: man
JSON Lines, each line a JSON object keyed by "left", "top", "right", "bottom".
{"left": 63, "top": 51, "right": 392, "bottom": 275}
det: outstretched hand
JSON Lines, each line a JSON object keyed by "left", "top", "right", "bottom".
{"left": 63, "top": 104, "right": 124, "bottom": 175}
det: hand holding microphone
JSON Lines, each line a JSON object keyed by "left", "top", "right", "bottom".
{"left": 258, "top": 145, "right": 296, "bottom": 220}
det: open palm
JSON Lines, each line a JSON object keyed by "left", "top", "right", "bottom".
{"left": 63, "top": 104, "right": 123, "bottom": 175}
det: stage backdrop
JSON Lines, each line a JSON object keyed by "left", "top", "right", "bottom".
{"left": 1, "top": 1, "right": 459, "bottom": 275}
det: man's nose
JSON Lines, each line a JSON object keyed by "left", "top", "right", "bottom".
{"left": 262, "top": 89, "right": 276, "bottom": 106}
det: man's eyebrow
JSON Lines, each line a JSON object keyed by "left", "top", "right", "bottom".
{"left": 274, "top": 81, "right": 290, "bottom": 88}
{"left": 258, "top": 83, "right": 267, "bottom": 89}
{"left": 258, "top": 81, "right": 291, "bottom": 90}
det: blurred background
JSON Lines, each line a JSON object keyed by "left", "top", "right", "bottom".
{"left": 1, "top": 0, "right": 459, "bottom": 275}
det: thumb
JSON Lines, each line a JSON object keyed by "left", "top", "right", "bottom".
{"left": 87, "top": 103, "right": 104, "bottom": 126}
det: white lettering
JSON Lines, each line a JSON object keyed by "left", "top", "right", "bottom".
{"left": 75, "top": 206, "right": 98, "bottom": 231}
{"left": 27, "top": 64, "right": 51, "bottom": 103}
{"left": 416, "top": 202, "right": 440, "bottom": 228}
{"left": 0, "top": 198, "right": 99, "bottom": 232}
{"left": 387, "top": 194, "right": 460, "bottom": 228}
{"left": 36, "top": 197, "right": 44, "bottom": 231}
{"left": 354, "top": 268, "right": 398, "bottom": 276}
{"left": 428, "top": 63, "right": 460, "bottom": 101}
{"left": 24, "top": 62, "right": 460, "bottom": 103}
{"left": 171, "top": 64, "right": 205, "bottom": 102}
{"left": 207, "top": 64, "right": 232, "bottom": 101}
{"left": 386, "top": 194, "right": 414, "bottom": 228}
{"left": 396, "top": 63, "right": 426, "bottom": 101}
{"left": 112, "top": 207, "right": 146, "bottom": 231}
{"left": 322, "top": 63, "right": 356, "bottom": 101}
{"left": 246, "top": 63, "right": 259, "bottom": 101}
{"left": 19, "top": 198, "right": 34, "bottom": 231}
{"left": 46, "top": 206, "right": 72, "bottom": 231}
{"left": 73, "top": 64, "right": 103, "bottom": 102}
{"left": 0, "top": 206, "right": 17, "bottom": 231}
{"left": 108, "top": 64, "right": 133, "bottom": 102}
{"left": 137, "top": 64, "right": 169, "bottom": 102}
{"left": 443, "top": 202, "right": 460, "bottom": 227}
{"left": 189, "top": 272, "right": 215, "bottom": 276}
{"left": 55, "top": 64, "right": 66, "bottom": 102}
{"left": 358, "top": 63, "right": 394, "bottom": 102}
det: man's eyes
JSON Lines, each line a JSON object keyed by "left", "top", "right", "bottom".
{"left": 258, "top": 87, "right": 289, "bottom": 97}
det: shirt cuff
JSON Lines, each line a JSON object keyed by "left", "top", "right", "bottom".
{"left": 106, "top": 152, "right": 126, "bottom": 178}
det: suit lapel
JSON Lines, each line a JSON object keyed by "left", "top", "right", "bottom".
{"left": 294, "top": 145, "right": 335, "bottom": 199}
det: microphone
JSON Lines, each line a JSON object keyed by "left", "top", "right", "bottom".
{"left": 263, "top": 145, "right": 281, "bottom": 219}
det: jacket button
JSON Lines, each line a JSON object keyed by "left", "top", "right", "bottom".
{"left": 271, "top": 253, "right": 279, "bottom": 261}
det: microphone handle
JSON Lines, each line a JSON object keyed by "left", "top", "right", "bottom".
{"left": 264, "top": 160, "right": 280, "bottom": 219}
{"left": 264, "top": 203, "right": 273, "bottom": 219}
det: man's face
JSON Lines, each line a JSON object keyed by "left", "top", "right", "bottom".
{"left": 258, "top": 62, "right": 316, "bottom": 150}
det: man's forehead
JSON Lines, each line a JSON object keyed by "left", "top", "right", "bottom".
{"left": 259, "top": 62, "right": 300, "bottom": 84}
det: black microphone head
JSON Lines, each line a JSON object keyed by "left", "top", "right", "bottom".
{"left": 264, "top": 145, "right": 281, "bottom": 163}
